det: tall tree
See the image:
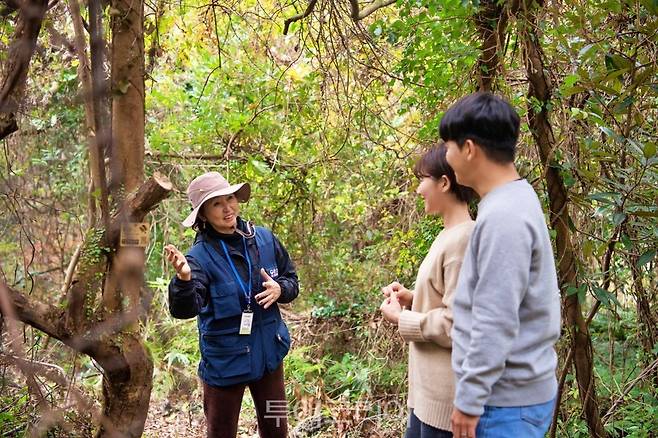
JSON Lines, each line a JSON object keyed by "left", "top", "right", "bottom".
{"left": 0, "top": 0, "right": 170, "bottom": 435}
{"left": 517, "top": 3, "right": 607, "bottom": 435}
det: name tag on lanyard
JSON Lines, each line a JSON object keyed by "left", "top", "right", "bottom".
{"left": 219, "top": 238, "right": 254, "bottom": 336}
{"left": 239, "top": 310, "right": 254, "bottom": 335}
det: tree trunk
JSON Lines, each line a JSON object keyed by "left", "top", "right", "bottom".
{"left": 1, "top": 174, "right": 171, "bottom": 437}
{"left": 89, "top": 0, "right": 113, "bottom": 230}
{"left": 95, "top": 337, "right": 154, "bottom": 437}
{"left": 473, "top": 0, "right": 508, "bottom": 91}
{"left": 0, "top": 0, "right": 48, "bottom": 140}
{"left": 109, "top": 0, "right": 145, "bottom": 195}
{"left": 93, "top": 0, "right": 151, "bottom": 434}
{"left": 629, "top": 255, "right": 658, "bottom": 368}
{"left": 519, "top": 9, "right": 607, "bottom": 437}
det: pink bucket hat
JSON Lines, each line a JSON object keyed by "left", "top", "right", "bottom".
{"left": 182, "top": 172, "right": 251, "bottom": 227}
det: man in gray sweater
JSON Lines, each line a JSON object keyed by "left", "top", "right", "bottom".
{"left": 441, "top": 92, "right": 561, "bottom": 438}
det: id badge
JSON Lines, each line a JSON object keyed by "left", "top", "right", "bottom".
{"left": 239, "top": 311, "right": 254, "bottom": 335}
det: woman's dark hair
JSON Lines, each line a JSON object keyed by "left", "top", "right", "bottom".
{"left": 439, "top": 92, "right": 520, "bottom": 164}
{"left": 192, "top": 203, "right": 208, "bottom": 233}
{"left": 413, "top": 143, "right": 476, "bottom": 204}
{"left": 192, "top": 217, "right": 207, "bottom": 233}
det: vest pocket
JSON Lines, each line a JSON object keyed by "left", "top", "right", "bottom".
{"left": 274, "top": 321, "right": 291, "bottom": 362}
{"left": 210, "top": 282, "right": 243, "bottom": 319}
{"left": 203, "top": 344, "right": 252, "bottom": 379}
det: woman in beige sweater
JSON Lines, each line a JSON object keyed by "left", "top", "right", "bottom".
{"left": 380, "top": 143, "right": 475, "bottom": 438}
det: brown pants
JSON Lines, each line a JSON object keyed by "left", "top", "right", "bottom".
{"left": 203, "top": 364, "right": 288, "bottom": 438}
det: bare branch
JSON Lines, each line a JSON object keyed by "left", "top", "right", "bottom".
{"left": 61, "top": 241, "right": 84, "bottom": 296}
{"left": 349, "top": 0, "right": 397, "bottom": 21}
{"left": 602, "top": 357, "right": 658, "bottom": 423}
{"left": 67, "top": 0, "right": 100, "bottom": 224}
{"left": 283, "top": 0, "right": 318, "bottom": 35}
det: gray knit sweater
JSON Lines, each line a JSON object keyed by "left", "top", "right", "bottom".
{"left": 451, "top": 179, "right": 561, "bottom": 416}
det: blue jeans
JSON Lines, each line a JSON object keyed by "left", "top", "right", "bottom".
{"left": 475, "top": 398, "right": 556, "bottom": 438}
{"left": 405, "top": 409, "right": 453, "bottom": 438}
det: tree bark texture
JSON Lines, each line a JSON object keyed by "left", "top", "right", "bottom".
{"left": 473, "top": 0, "right": 508, "bottom": 92}
{"left": 518, "top": 9, "right": 607, "bottom": 437}
{"left": 1, "top": 174, "right": 171, "bottom": 437}
{"left": 109, "top": 0, "right": 145, "bottom": 195}
{"left": 89, "top": 0, "right": 113, "bottom": 230}
{"left": 0, "top": 0, "right": 48, "bottom": 140}
{"left": 96, "top": 0, "right": 151, "bottom": 432}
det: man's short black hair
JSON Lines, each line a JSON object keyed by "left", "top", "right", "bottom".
{"left": 439, "top": 92, "right": 520, "bottom": 164}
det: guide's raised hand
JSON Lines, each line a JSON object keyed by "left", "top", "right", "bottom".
{"left": 164, "top": 244, "right": 191, "bottom": 281}
{"left": 255, "top": 268, "right": 281, "bottom": 309}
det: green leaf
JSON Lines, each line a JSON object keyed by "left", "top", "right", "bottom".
{"left": 620, "top": 234, "right": 633, "bottom": 250}
{"left": 164, "top": 351, "right": 190, "bottom": 367}
{"left": 565, "top": 285, "right": 586, "bottom": 303}
{"left": 599, "top": 126, "right": 616, "bottom": 138}
{"left": 588, "top": 192, "right": 617, "bottom": 204}
{"left": 592, "top": 287, "right": 611, "bottom": 306}
{"left": 249, "top": 159, "right": 270, "bottom": 176}
{"left": 637, "top": 249, "right": 656, "bottom": 267}
{"left": 592, "top": 287, "right": 621, "bottom": 307}
{"left": 612, "top": 212, "right": 626, "bottom": 226}
{"left": 640, "top": 0, "right": 658, "bottom": 14}
{"left": 643, "top": 142, "right": 656, "bottom": 159}
{"left": 562, "top": 86, "right": 587, "bottom": 97}
{"left": 627, "top": 206, "right": 658, "bottom": 217}
{"left": 563, "top": 74, "right": 580, "bottom": 89}
{"left": 578, "top": 44, "right": 596, "bottom": 60}
{"left": 613, "top": 96, "right": 634, "bottom": 114}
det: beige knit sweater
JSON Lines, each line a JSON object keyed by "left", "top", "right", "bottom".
{"left": 398, "top": 220, "right": 474, "bottom": 431}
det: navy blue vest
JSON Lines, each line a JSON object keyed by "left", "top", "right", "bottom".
{"left": 188, "top": 227, "right": 291, "bottom": 387}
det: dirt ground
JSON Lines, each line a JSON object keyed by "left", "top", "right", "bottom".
{"left": 143, "top": 393, "right": 258, "bottom": 438}
{"left": 142, "top": 392, "right": 261, "bottom": 438}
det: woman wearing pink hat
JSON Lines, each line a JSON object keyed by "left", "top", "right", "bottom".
{"left": 164, "top": 171, "right": 299, "bottom": 438}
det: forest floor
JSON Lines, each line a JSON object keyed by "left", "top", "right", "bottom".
{"left": 142, "top": 394, "right": 260, "bottom": 438}
{"left": 141, "top": 312, "right": 406, "bottom": 437}
{"left": 141, "top": 390, "right": 403, "bottom": 438}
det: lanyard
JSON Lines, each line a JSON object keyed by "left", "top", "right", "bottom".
{"left": 219, "top": 238, "right": 252, "bottom": 310}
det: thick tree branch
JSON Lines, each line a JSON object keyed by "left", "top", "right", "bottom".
{"left": 106, "top": 172, "right": 172, "bottom": 244}
{"left": 349, "top": 0, "right": 397, "bottom": 21}
{"left": 283, "top": 0, "right": 318, "bottom": 35}
{"left": 0, "top": 283, "right": 66, "bottom": 342}
{"left": 89, "top": 0, "right": 112, "bottom": 231}
{"left": 2, "top": 175, "right": 172, "bottom": 350}
{"left": 0, "top": 0, "right": 48, "bottom": 140}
